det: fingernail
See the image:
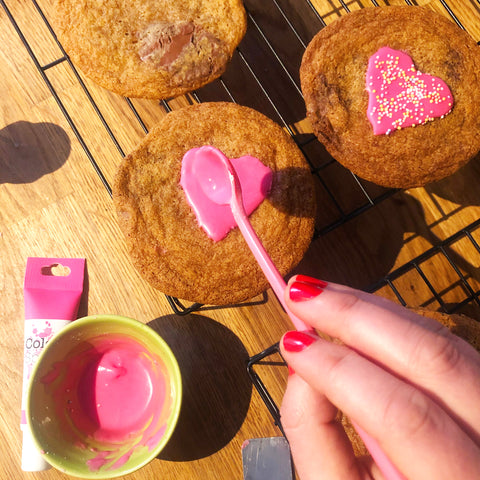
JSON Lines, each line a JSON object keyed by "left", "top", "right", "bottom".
{"left": 288, "top": 365, "right": 295, "bottom": 376}
{"left": 295, "top": 275, "right": 328, "bottom": 289}
{"left": 289, "top": 279, "right": 325, "bottom": 302}
{"left": 282, "top": 330, "right": 317, "bottom": 352}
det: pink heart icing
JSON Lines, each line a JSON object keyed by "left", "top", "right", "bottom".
{"left": 180, "top": 146, "right": 273, "bottom": 242}
{"left": 366, "top": 47, "right": 453, "bottom": 135}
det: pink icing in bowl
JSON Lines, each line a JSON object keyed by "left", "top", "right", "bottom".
{"left": 26, "top": 315, "right": 182, "bottom": 479}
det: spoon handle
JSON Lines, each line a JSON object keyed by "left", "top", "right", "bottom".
{"left": 353, "top": 422, "right": 407, "bottom": 480}
{"left": 233, "top": 210, "right": 312, "bottom": 332}
{"left": 233, "top": 206, "right": 407, "bottom": 480}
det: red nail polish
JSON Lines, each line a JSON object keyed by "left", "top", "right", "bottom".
{"left": 288, "top": 365, "right": 295, "bottom": 376}
{"left": 295, "top": 275, "right": 328, "bottom": 289}
{"left": 289, "top": 281, "right": 324, "bottom": 302}
{"left": 283, "top": 330, "right": 317, "bottom": 352}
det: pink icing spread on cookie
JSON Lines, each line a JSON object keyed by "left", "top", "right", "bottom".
{"left": 366, "top": 47, "right": 453, "bottom": 135}
{"left": 180, "top": 146, "right": 273, "bottom": 241}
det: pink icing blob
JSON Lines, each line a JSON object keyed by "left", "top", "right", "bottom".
{"left": 180, "top": 146, "right": 273, "bottom": 241}
{"left": 77, "top": 347, "right": 154, "bottom": 435}
{"left": 41, "top": 334, "right": 170, "bottom": 472}
{"left": 366, "top": 47, "right": 453, "bottom": 135}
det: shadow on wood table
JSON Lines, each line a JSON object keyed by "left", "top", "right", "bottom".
{"left": 148, "top": 313, "right": 252, "bottom": 462}
{"left": 0, "top": 121, "right": 70, "bottom": 184}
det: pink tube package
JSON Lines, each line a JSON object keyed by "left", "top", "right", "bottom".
{"left": 21, "top": 257, "right": 85, "bottom": 471}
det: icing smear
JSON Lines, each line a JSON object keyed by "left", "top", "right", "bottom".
{"left": 180, "top": 146, "right": 273, "bottom": 241}
{"left": 366, "top": 47, "right": 453, "bottom": 135}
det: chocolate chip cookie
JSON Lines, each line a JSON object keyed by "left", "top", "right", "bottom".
{"left": 54, "top": 0, "right": 247, "bottom": 99}
{"left": 301, "top": 6, "right": 480, "bottom": 188}
{"left": 113, "top": 102, "right": 316, "bottom": 305}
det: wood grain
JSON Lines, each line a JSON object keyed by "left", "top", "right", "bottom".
{"left": 1, "top": 1, "right": 479, "bottom": 479}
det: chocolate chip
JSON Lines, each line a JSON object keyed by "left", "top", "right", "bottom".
{"left": 138, "top": 22, "right": 228, "bottom": 85}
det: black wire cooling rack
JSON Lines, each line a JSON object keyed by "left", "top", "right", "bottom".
{"left": 3, "top": 0, "right": 480, "bottom": 314}
{"left": 3, "top": 0, "right": 480, "bottom": 433}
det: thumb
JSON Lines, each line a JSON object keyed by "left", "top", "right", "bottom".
{"left": 280, "top": 369, "right": 365, "bottom": 480}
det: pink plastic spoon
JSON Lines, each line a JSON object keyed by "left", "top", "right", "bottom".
{"left": 194, "top": 146, "right": 407, "bottom": 480}
{"left": 195, "top": 146, "right": 310, "bottom": 332}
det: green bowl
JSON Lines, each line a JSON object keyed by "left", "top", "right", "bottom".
{"left": 27, "top": 315, "right": 182, "bottom": 478}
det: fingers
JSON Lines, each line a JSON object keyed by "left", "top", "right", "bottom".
{"left": 280, "top": 372, "right": 372, "bottom": 480}
{"left": 285, "top": 275, "right": 480, "bottom": 444}
{"left": 280, "top": 330, "right": 480, "bottom": 480}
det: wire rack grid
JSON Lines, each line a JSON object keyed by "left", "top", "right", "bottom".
{"left": 3, "top": 0, "right": 480, "bottom": 433}
{"left": 2, "top": 0, "right": 480, "bottom": 317}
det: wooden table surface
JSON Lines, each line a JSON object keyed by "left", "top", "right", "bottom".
{"left": 1, "top": 0, "right": 480, "bottom": 479}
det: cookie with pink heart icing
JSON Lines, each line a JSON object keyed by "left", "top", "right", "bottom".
{"left": 300, "top": 6, "right": 480, "bottom": 188}
{"left": 112, "top": 102, "right": 315, "bottom": 305}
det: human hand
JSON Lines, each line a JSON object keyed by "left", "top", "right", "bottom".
{"left": 279, "top": 275, "right": 480, "bottom": 480}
